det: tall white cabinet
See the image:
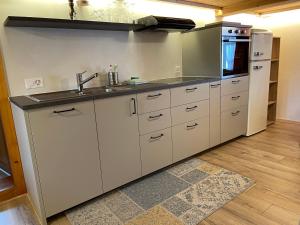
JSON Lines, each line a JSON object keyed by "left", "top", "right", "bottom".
{"left": 94, "top": 95, "right": 141, "bottom": 192}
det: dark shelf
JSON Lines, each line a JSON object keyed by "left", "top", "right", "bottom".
{"left": 4, "top": 16, "right": 145, "bottom": 31}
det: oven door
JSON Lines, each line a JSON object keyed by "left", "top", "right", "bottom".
{"left": 222, "top": 36, "right": 250, "bottom": 78}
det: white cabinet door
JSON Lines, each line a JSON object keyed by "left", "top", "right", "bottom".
{"left": 172, "top": 117, "right": 209, "bottom": 163}
{"left": 221, "top": 106, "right": 247, "bottom": 143}
{"left": 137, "top": 89, "right": 170, "bottom": 114}
{"left": 247, "top": 61, "right": 271, "bottom": 135}
{"left": 209, "top": 81, "right": 221, "bottom": 147}
{"left": 94, "top": 95, "right": 141, "bottom": 192}
{"left": 29, "top": 101, "right": 103, "bottom": 217}
{"left": 251, "top": 33, "right": 273, "bottom": 60}
{"left": 221, "top": 76, "right": 249, "bottom": 96}
{"left": 140, "top": 128, "right": 172, "bottom": 176}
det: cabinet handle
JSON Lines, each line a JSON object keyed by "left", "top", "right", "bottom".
{"left": 150, "top": 133, "right": 164, "bottom": 141}
{"left": 231, "top": 110, "right": 240, "bottom": 116}
{"left": 185, "top": 87, "right": 198, "bottom": 92}
{"left": 147, "top": 93, "right": 162, "bottom": 99}
{"left": 254, "top": 52, "right": 264, "bottom": 56}
{"left": 130, "top": 98, "right": 137, "bottom": 115}
{"left": 186, "top": 105, "right": 198, "bottom": 111}
{"left": 231, "top": 96, "right": 240, "bottom": 100}
{"left": 232, "top": 80, "right": 240, "bottom": 84}
{"left": 253, "top": 65, "right": 263, "bottom": 70}
{"left": 186, "top": 123, "right": 198, "bottom": 129}
{"left": 210, "top": 84, "right": 220, "bottom": 88}
{"left": 148, "top": 113, "right": 163, "bottom": 120}
{"left": 53, "top": 108, "right": 75, "bottom": 114}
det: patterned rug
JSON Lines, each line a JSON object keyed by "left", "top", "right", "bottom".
{"left": 66, "top": 158, "right": 254, "bottom": 225}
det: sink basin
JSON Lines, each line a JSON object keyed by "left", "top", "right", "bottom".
{"left": 26, "top": 85, "right": 134, "bottom": 102}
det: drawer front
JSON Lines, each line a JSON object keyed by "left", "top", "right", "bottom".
{"left": 172, "top": 117, "right": 209, "bottom": 163}
{"left": 137, "top": 89, "right": 170, "bottom": 114}
{"left": 139, "top": 108, "right": 171, "bottom": 135}
{"left": 221, "top": 76, "right": 249, "bottom": 96}
{"left": 140, "top": 128, "right": 173, "bottom": 176}
{"left": 171, "top": 83, "right": 209, "bottom": 107}
{"left": 221, "top": 106, "right": 247, "bottom": 143}
{"left": 221, "top": 91, "right": 248, "bottom": 112}
{"left": 171, "top": 100, "right": 209, "bottom": 126}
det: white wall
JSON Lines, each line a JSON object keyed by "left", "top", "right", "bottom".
{"left": 0, "top": 0, "right": 215, "bottom": 96}
{"left": 225, "top": 11, "right": 300, "bottom": 122}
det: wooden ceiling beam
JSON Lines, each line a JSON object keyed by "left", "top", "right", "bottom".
{"left": 222, "top": 0, "right": 300, "bottom": 16}
{"left": 255, "top": 1, "right": 300, "bottom": 14}
{"left": 159, "top": 0, "right": 221, "bottom": 10}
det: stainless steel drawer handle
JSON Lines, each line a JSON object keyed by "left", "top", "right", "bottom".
{"left": 147, "top": 93, "right": 162, "bottom": 99}
{"left": 232, "top": 80, "right": 240, "bottom": 84}
{"left": 253, "top": 65, "right": 263, "bottom": 70}
{"left": 53, "top": 108, "right": 75, "bottom": 114}
{"left": 231, "top": 110, "right": 240, "bottom": 116}
{"left": 186, "top": 123, "right": 198, "bottom": 129}
{"left": 231, "top": 96, "right": 240, "bottom": 100}
{"left": 210, "top": 84, "right": 220, "bottom": 88}
{"left": 150, "top": 133, "right": 164, "bottom": 141}
{"left": 186, "top": 106, "right": 198, "bottom": 111}
{"left": 185, "top": 87, "right": 198, "bottom": 92}
{"left": 148, "top": 114, "right": 163, "bottom": 120}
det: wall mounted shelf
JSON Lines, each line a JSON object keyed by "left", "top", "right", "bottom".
{"left": 4, "top": 16, "right": 145, "bottom": 31}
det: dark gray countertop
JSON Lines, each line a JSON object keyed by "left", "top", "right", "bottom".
{"left": 10, "top": 77, "right": 220, "bottom": 110}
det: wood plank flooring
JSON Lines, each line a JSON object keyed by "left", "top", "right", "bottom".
{"left": 0, "top": 120, "right": 299, "bottom": 225}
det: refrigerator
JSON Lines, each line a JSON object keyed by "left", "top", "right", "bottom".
{"left": 246, "top": 29, "right": 273, "bottom": 136}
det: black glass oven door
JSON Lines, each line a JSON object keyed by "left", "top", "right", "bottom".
{"left": 222, "top": 37, "right": 250, "bottom": 77}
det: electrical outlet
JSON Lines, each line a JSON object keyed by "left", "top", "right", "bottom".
{"left": 175, "top": 65, "right": 181, "bottom": 72}
{"left": 24, "top": 77, "right": 44, "bottom": 89}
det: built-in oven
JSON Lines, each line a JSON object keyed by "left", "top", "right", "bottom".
{"left": 222, "top": 27, "right": 251, "bottom": 78}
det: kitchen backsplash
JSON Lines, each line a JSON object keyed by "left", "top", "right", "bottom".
{"left": 0, "top": 0, "right": 215, "bottom": 96}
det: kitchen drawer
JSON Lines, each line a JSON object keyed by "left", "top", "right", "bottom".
{"left": 171, "top": 83, "right": 209, "bottom": 107}
{"left": 137, "top": 89, "right": 170, "bottom": 114}
{"left": 172, "top": 117, "right": 209, "bottom": 163}
{"left": 221, "top": 106, "right": 247, "bottom": 143}
{"left": 221, "top": 91, "right": 248, "bottom": 112}
{"left": 138, "top": 108, "right": 171, "bottom": 135}
{"left": 140, "top": 128, "right": 172, "bottom": 176}
{"left": 171, "top": 100, "right": 209, "bottom": 126}
{"left": 221, "top": 76, "right": 249, "bottom": 96}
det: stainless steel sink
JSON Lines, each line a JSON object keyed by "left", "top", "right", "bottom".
{"left": 26, "top": 85, "right": 133, "bottom": 102}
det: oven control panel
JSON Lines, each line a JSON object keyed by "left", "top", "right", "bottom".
{"left": 222, "top": 27, "right": 251, "bottom": 37}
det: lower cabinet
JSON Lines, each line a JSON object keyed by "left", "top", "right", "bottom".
{"left": 28, "top": 101, "right": 103, "bottom": 217}
{"left": 172, "top": 117, "right": 209, "bottom": 162}
{"left": 221, "top": 106, "right": 247, "bottom": 143}
{"left": 94, "top": 95, "right": 141, "bottom": 192}
{"left": 140, "top": 128, "right": 173, "bottom": 176}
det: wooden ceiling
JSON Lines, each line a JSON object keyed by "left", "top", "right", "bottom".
{"left": 166, "top": 0, "right": 300, "bottom": 15}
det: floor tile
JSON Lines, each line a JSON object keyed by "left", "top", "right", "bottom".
{"left": 167, "top": 158, "right": 203, "bottom": 177}
{"left": 125, "top": 206, "right": 184, "bottom": 225}
{"left": 104, "top": 191, "right": 144, "bottom": 222}
{"left": 161, "top": 196, "right": 192, "bottom": 217}
{"left": 66, "top": 199, "right": 121, "bottom": 225}
{"left": 197, "top": 162, "right": 222, "bottom": 175}
{"left": 179, "top": 207, "right": 206, "bottom": 225}
{"left": 180, "top": 169, "right": 209, "bottom": 184}
{"left": 122, "top": 171, "right": 190, "bottom": 210}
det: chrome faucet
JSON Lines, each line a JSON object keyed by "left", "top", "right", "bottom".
{"left": 76, "top": 71, "right": 99, "bottom": 93}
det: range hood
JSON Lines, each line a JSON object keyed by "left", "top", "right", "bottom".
{"left": 134, "top": 16, "right": 196, "bottom": 32}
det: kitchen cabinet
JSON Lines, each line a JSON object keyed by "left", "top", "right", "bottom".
{"left": 170, "top": 83, "right": 209, "bottom": 107}
{"left": 221, "top": 76, "right": 249, "bottom": 96}
{"left": 221, "top": 106, "right": 247, "bottom": 143}
{"left": 251, "top": 32, "right": 273, "bottom": 61}
{"left": 94, "top": 95, "right": 141, "bottom": 192}
{"left": 173, "top": 117, "right": 209, "bottom": 162}
{"left": 221, "top": 91, "right": 248, "bottom": 112}
{"left": 137, "top": 89, "right": 170, "bottom": 114}
{"left": 140, "top": 128, "right": 172, "bottom": 176}
{"left": 28, "top": 101, "right": 103, "bottom": 217}
{"left": 209, "top": 81, "right": 221, "bottom": 147}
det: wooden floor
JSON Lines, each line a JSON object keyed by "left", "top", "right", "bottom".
{"left": 0, "top": 120, "right": 299, "bottom": 225}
